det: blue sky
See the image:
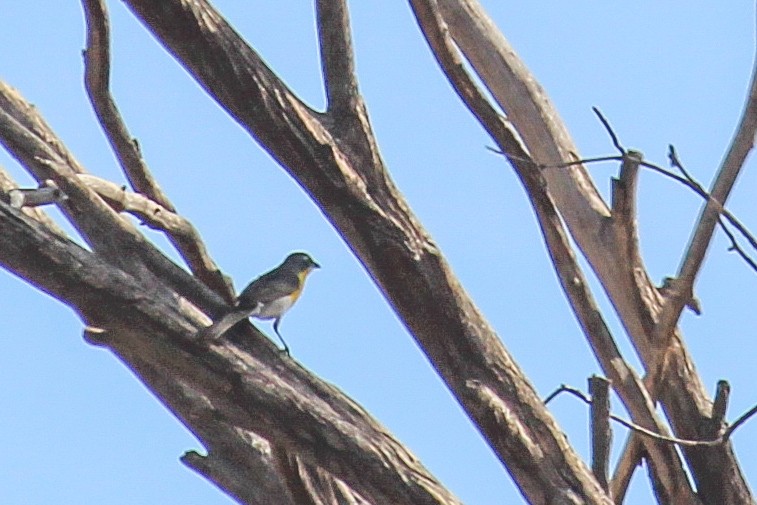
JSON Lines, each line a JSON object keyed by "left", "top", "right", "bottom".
{"left": 1, "top": 2, "right": 756, "bottom": 504}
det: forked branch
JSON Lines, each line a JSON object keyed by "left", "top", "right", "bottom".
{"left": 653, "top": 44, "right": 757, "bottom": 349}
{"left": 411, "top": 1, "right": 696, "bottom": 502}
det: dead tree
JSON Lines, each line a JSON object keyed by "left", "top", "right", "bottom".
{"left": 1, "top": 1, "right": 755, "bottom": 504}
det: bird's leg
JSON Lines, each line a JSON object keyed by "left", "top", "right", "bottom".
{"left": 273, "top": 318, "right": 291, "bottom": 356}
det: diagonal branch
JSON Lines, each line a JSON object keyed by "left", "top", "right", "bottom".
{"left": 77, "top": 173, "right": 205, "bottom": 238}
{"left": 81, "top": 0, "right": 233, "bottom": 302}
{"left": 431, "top": 2, "right": 754, "bottom": 503}
{"left": 0, "top": 81, "right": 225, "bottom": 316}
{"left": 411, "top": 1, "right": 700, "bottom": 502}
{"left": 122, "top": 0, "right": 614, "bottom": 503}
{"left": 82, "top": 0, "right": 174, "bottom": 210}
{"left": 0, "top": 198, "right": 460, "bottom": 505}
{"left": 655, "top": 55, "right": 757, "bottom": 343}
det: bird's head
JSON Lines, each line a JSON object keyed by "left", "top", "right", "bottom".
{"left": 284, "top": 252, "right": 320, "bottom": 275}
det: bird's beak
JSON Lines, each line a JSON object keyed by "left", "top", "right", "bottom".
{"left": 311, "top": 260, "right": 321, "bottom": 269}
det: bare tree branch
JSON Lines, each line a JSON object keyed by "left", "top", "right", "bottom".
{"left": 668, "top": 146, "right": 757, "bottom": 273}
{"left": 642, "top": 80, "right": 757, "bottom": 505}
{"left": 589, "top": 376, "right": 611, "bottom": 493}
{"left": 82, "top": 0, "right": 174, "bottom": 210}
{"left": 118, "top": 0, "right": 620, "bottom": 503}
{"left": 653, "top": 48, "right": 757, "bottom": 349}
{"left": 432, "top": 2, "right": 754, "bottom": 502}
{"left": 4, "top": 0, "right": 755, "bottom": 503}
{"left": 547, "top": 383, "right": 757, "bottom": 448}
{"left": 592, "top": 107, "right": 625, "bottom": 156}
{"left": 0, "top": 166, "right": 66, "bottom": 235}
{"left": 81, "top": 0, "right": 234, "bottom": 302}
{"left": 76, "top": 173, "right": 233, "bottom": 301}
{"left": 76, "top": 174, "right": 179, "bottom": 226}
{"left": 316, "top": 0, "right": 359, "bottom": 116}
{"left": 718, "top": 216, "right": 757, "bottom": 273}
{"left": 0, "top": 198, "right": 461, "bottom": 505}
{"left": 0, "top": 81, "right": 225, "bottom": 315}
{"left": 610, "top": 433, "right": 644, "bottom": 503}
{"left": 712, "top": 380, "right": 731, "bottom": 434}
{"left": 8, "top": 180, "right": 67, "bottom": 208}
{"left": 412, "top": 1, "right": 698, "bottom": 502}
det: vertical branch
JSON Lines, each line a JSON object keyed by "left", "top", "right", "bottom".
{"left": 711, "top": 381, "right": 731, "bottom": 431}
{"left": 589, "top": 376, "right": 612, "bottom": 494}
{"left": 316, "top": 0, "right": 359, "bottom": 115}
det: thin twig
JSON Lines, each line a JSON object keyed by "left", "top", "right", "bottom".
{"left": 668, "top": 145, "right": 699, "bottom": 186}
{"left": 592, "top": 107, "right": 625, "bottom": 155}
{"left": 500, "top": 123, "right": 757, "bottom": 276}
{"left": 487, "top": 145, "right": 621, "bottom": 169}
{"left": 718, "top": 216, "right": 757, "bottom": 273}
{"left": 725, "top": 403, "right": 757, "bottom": 439}
{"left": 545, "top": 384, "right": 757, "bottom": 447}
{"left": 668, "top": 145, "right": 757, "bottom": 270}
{"left": 492, "top": 144, "right": 757, "bottom": 274}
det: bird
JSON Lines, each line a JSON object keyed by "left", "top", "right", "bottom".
{"left": 197, "top": 252, "right": 320, "bottom": 355}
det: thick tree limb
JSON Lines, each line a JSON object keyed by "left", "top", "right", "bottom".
{"left": 0, "top": 199, "right": 459, "bottom": 505}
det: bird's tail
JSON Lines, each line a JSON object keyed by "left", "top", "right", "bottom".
{"left": 196, "top": 306, "right": 258, "bottom": 342}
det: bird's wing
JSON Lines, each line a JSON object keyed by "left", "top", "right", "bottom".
{"left": 196, "top": 306, "right": 259, "bottom": 342}
{"left": 236, "top": 269, "right": 300, "bottom": 308}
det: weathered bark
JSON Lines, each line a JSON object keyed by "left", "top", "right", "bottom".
{"left": 408, "top": 3, "right": 695, "bottom": 502}
{"left": 1, "top": 0, "right": 753, "bottom": 504}
{"left": 430, "top": 1, "right": 755, "bottom": 503}
{"left": 0, "top": 197, "right": 457, "bottom": 505}
{"left": 118, "top": 0, "right": 614, "bottom": 503}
